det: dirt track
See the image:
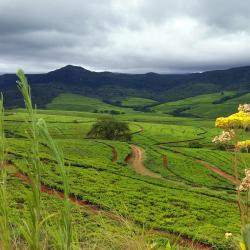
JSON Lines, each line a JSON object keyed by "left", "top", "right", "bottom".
{"left": 14, "top": 171, "right": 124, "bottom": 221}
{"left": 130, "top": 145, "right": 161, "bottom": 178}
{"left": 111, "top": 146, "right": 118, "bottom": 162}
{"left": 13, "top": 170, "right": 211, "bottom": 250}
{"left": 163, "top": 147, "right": 239, "bottom": 185}
{"left": 10, "top": 162, "right": 212, "bottom": 250}
{"left": 196, "top": 159, "right": 239, "bottom": 185}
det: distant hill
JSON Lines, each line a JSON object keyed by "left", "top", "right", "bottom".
{"left": 1, "top": 64, "right": 250, "bottom": 108}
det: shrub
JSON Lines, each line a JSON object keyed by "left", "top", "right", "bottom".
{"left": 87, "top": 117, "right": 131, "bottom": 141}
{"left": 213, "top": 103, "right": 250, "bottom": 249}
{"left": 188, "top": 141, "right": 202, "bottom": 148}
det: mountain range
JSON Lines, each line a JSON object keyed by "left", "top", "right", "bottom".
{"left": 1, "top": 64, "right": 250, "bottom": 108}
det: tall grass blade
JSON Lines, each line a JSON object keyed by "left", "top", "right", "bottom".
{"left": 37, "top": 118, "right": 72, "bottom": 250}
{"left": 17, "top": 69, "right": 42, "bottom": 249}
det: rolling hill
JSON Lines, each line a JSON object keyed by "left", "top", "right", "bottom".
{"left": 3, "top": 68, "right": 250, "bottom": 249}
{"left": 1, "top": 64, "right": 250, "bottom": 109}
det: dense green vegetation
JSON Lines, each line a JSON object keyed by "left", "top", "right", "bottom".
{"left": 152, "top": 92, "right": 236, "bottom": 118}
{"left": 4, "top": 94, "right": 248, "bottom": 249}
{"left": 46, "top": 93, "right": 132, "bottom": 114}
{"left": 2, "top": 64, "right": 250, "bottom": 109}
{"left": 121, "top": 97, "right": 159, "bottom": 108}
{"left": 87, "top": 117, "right": 131, "bottom": 141}
{"left": 3, "top": 69, "right": 250, "bottom": 249}
{"left": 152, "top": 91, "right": 250, "bottom": 119}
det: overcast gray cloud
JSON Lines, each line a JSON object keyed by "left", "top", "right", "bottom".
{"left": 1, "top": 0, "right": 250, "bottom": 73}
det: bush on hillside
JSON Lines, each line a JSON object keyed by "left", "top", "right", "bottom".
{"left": 87, "top": 117, "right": 131, "bottom": 141}
{"left": 188, "top": 141, "right": 202, "bottom": 148}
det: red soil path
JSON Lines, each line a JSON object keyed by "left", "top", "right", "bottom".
{"left": 196, "top": 159, "right": 239, "bottom": 185}
{"left": 111, "top": 146, "right": 118, "bottom": 162}
{"left": 14, "top": 170, "right": 211, "bottom": 249}
{"left": 14, "top": 171, "right": 124, "bottom": 221}
{"left": 164, "top": 147, "right": 239, "bottom": 186}
{"left": 129, "top": 145, "right": 161, "bottom": 179}
{"left": 11, "top": 164, "right": 212, "bottom": 250}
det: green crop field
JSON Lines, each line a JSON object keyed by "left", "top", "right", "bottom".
{"left": 121, "top": 97, "right": 159, "bottom": 108}
{"left": 3, "top": 87, "right": 250, "bottom": 250}
{"left": 3, "top": 1, "right": 250, "bottom": 248}
{"left": 152, "top": 91, "right": 241, "bottom": 118}
{"left": 6, "top": 172, "right": 164, "bottom": 250}
{"left": 46, "top": 93, "right": 133, "bottom": 114}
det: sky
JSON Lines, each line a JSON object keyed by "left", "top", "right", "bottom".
{"left": 1, "top": 0, "right": 250, "bottom": 74}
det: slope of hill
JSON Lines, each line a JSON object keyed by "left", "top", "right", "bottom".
{"left": 120, "top": 97, "right": 159, "bottom": 108}
{"left": 6, "top": 103, "right": 244, "bottom": 249}
{"left": 4, "top": 70, "right": 249, "bottom": 249}
{"left": 46, "top": 93, "right": 132, "bottom": 113}
{"left": 1, "top": 64, "right": 250, "bottom": 109}
{"left": 153, "top": 91, "right": 250, "bottom": 118}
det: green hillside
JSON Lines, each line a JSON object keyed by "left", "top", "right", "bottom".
{"left": 3, "top": 73, "right": 250, "bottom": 249}
{"left": 6, "top": 107, "right": 243, "bottom": 248}
{"left": 3, "top": 64, "right": 250, "bottom": 109}
{"left": 5, "top": 102, "right": 245, "bottom": 249}
{"left": 46, "top": 91, "right": 250, "bottom": 119}
{"left": 121, "top": 97, "right": 159, "bottom": 107}
{"left": 46, "top": 93, "right": 132, "bottom": 114}
{"left": 152, "top": 91, "right": 242, "bottom": 118}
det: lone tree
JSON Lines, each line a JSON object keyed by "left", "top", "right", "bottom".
{"left": 87, "top": 117, "right": 131, "bottom": 141}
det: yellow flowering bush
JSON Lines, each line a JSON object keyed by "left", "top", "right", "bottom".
{"left": 215, "top": 111, "right": 250, "bottom": 129}
{"left": 240, "top": 242, "right": 246, "bottom": 250}
{"left": 214, "top": 104, "right": 250, "bottom": 250}
{"left": 236, "top": 140, "right": 250, "bottom": 150}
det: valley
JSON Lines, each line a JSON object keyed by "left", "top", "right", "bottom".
{"left": 3, "top": 88, "right": 248, "bottom": 249}
{"left": 2, "top": 0, "right": 250, "bottom": 248}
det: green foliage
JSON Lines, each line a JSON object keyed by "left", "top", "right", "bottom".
{"left": 37, "top": 119, "right": 72, "bottom": 249}
{"left": 17, "top": 69, "right": 43, "bottom": 249}
{"left": 144, "top": 146, "right": 233, "bottom": 189}
{"left": 3, "top": 64, "right": 250, "bottom": 110}
{"left": 87, "top": 117, "right": 131, "bottom": 141}
{"left": 0, "top": 95, "right": 11, "bottom": 250}
{"left": 242, "top": 224, "right": 250, "bottom": 250}
{"left": 121, "top": 97, "right": 159, "bottom": 108}
{"left": 188, "top": 141, "right": 202, "bottom": 148}
{"left": 12, "top": 156, "right": 238, "bottom": 249}
{"left": 8, "top": 70, "right": 73, "bottom": 249}
{"left": 47, "top": 93, "right": 132, "bottom": 114}
{"left": 4, "top": 81, "right": 250, "bottom": 249}
{"left": 153, "top": 92, "right": 236, "bottom": 118}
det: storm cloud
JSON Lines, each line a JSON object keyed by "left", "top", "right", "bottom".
{"left": 1, "top": 0, "right": 250, "bottom": 73}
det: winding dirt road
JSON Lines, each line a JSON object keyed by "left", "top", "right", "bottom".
{"left": 130, "top": 145, "right": 162, "bottom": 179}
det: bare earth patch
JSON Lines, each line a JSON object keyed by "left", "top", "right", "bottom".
{"left": 129, "top": 144, "right": 161, "bottom": 179}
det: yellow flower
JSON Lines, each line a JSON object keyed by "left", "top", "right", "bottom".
{"left": 236, "top": 140, "right": 250, "bottom": 150}
{"left": 215, "top": 111, "right": 250, "bottom": 129}
{"left": 240, "top": 242, "right": 246, "bottom": 250}
{"left": 225, "top": 232, "right": 233, "bottom": 239}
